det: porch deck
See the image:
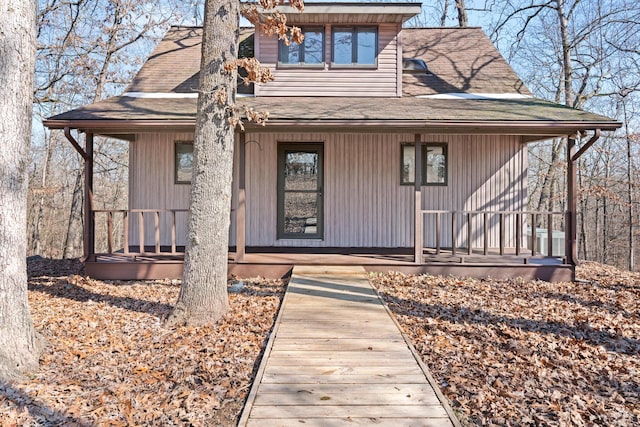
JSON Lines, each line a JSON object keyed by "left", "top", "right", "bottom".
{"left": 85, "top": 247, "right": 573, "bottom": 282}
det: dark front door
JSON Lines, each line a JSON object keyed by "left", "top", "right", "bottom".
{"left": 277, "top": 143, "right": 324, "bottom": 239}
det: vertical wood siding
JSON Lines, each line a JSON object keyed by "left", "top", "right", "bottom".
{"left": 244, "top": 133, "right": 526, "bottom": 248}
{"left": 129, "top": 132, "right": 526, "bottom": 249}
{"left": 128, "top": 133, "right": 237, "bottom": 247}
{"left": 255, "top": 23, "right": 400, "bottom": 97}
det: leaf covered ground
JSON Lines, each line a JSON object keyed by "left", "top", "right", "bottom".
{"left": 371, "top": 262, "right": 640, "bottom": 426}
{"left": 1, "top": 258, "right": 285, "bottom": 426}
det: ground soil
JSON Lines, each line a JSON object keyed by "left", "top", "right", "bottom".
{"left": 1, "top": 259, "right": 638, "bottom": 426}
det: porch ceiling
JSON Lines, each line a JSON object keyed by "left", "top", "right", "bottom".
{"left": 43, "top": 95, "right": 621, "bottom": 137}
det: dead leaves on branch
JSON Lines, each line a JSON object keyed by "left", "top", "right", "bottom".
{"left": 371, "top": 262, "right": 640, "bottom": 426}
{"left": 242, "top": 0, "right": 305, "bottom": 46}
{"left": 1, "top": 259, "right": 285, "bottom": 426}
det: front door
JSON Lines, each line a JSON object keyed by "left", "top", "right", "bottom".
{"left": 277, "top": 143, "right": 324, "bottom": 239}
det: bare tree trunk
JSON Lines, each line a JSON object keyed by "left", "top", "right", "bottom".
{"left": 623, "top": 99, "right": 635, "bottom": 271}
{"left": 0, "top": 0, "right": 41, "bottom": 381}
{"left": 455, "top": 0, "right": 468, "bottom": 27}
{"left": 578, "top": 161, "right": 588, "bottom": 260}
{"left": 168, "top": 0, "right": 238, "bottom": 326}
{"left": 440, "top": 0, "right": 449, "bottom": 26}
{"left": 63, "top": 168, "right": 84, "bottom": 258}
{"left": 31, "top": 135, "right": 55, "bottom": 255}
{"left": 536, "top": 139, "right": 562, "bottom": 216}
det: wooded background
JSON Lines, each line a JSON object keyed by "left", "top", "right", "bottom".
{"left": 30, "top": 0, "right": 640, "bottom": 271}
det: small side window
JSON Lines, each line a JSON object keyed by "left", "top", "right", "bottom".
{"left": 175, "top": 142, "right": 193, "bottom": 184}
{"left": 401, "top": 143, "right": 448, "bottom": 186}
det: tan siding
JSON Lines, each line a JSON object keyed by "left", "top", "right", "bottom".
{"left": 255, "top": 23, "right": 399, "bottom": 97}
{"left": 129, "top": 132, "right": 527, "bottom": 250}
{"left": 419, "top": 134, "right": 526, "bottom": 248}
{"left": 129, "top": 133, "right": 237, "bottom": 247}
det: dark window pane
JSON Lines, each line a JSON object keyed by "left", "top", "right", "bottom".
{"left": 333, "top": 29, "right": 353, "bottom": 64}
{"left": 280, "top": 41, "right": 301, "bottom": 63}
{"left": 424, "top": 145, "right": 447, "bottom": 184}
{"left": 304, "top": 30, "right": 324, "bottom": 64}
{"left": 284, "top": 192, "right": 318, "bottom": 234}
{"left": 175, "top": 143, "right": 193, "bottom": 183}
{"left": 401, "top": 145, "right": 415, "bottom": 184}
{"left": 357, "top": 29, "right": 376, "bottom": 64}
{"left": 284, "top": 151, "right": 318, "bottom": 190}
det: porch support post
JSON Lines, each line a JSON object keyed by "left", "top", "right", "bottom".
{"left": 566, "top": 135, "right": 577, "bottom": 267}
{"left": 84, "top": 132, "right": 95, "bottom": 260}
{"left": 236, "top": 132, "right": 246, "bottom": 262}
{"left": 414, "top": 134, "right": 423, "bottom": 264}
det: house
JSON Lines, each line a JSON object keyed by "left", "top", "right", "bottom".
{"left": 44, "top": 2, "right": 621, "bottom": 281}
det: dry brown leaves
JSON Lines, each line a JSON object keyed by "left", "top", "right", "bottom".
{"left": 371, "top": 262, "right": 639, "bottom": 426}
{"left": 1, "top": 258, "right": 285, "bottom": 426}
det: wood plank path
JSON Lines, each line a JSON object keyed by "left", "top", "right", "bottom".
{"left": 238, "top": 266, "right": 460, "bottom": 427}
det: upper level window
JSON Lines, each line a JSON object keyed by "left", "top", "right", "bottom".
{"left": 332, "top": 26, "right": 377, "bottom": 67}
{"left": 279, "top": 27, "right": 324, "bottom": 67}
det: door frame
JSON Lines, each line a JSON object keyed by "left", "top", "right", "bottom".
{"left": 277, "top": 142, "right": 324, "bottom": 240}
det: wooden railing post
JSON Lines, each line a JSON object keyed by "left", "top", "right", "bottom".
{"left": 483, "top": 212, "right": 489, "bottom": 255}
{"left": 467, "top": 212, "right": 472, "bottom": 255}
{"left": 451, "top": 212, "right": 456, "bottom": 256}
{"left": 547, "top": 213, "right": 553, "bottom": 257}
{"left": 138, "top": 211, "right": 144, "bottom": 253}
{"left": 531, "top": 213, "right": 537, "bottom": 256}
{"left": 123, "top": 211, "right": 129, "bottom": 255}
{"left": 171, "top": 210, "right": 177, "bottom": 254}
{"left": 515, "top": 213, "right": 521, "bottom": 256}
{"left": 435, "top": 212, "right": 441, "bottom": 255}
{"left": 499, "top": 213, "right": 505, "bottom": 256}
{"left": 154, "top": 211, "right": 160, "bottom": 253}
{"left": 107, "top": 211, "right": 113, "bottom": 254}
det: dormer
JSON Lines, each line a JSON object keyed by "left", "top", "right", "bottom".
{"left": 253, "top": 2, "right": 421, "bottom": 97}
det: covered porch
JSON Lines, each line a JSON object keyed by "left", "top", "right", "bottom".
{"left": 43, "top": 96, "right": 619, "bottom": 283}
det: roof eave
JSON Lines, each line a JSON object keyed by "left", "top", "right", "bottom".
{"left": 44, "top": 118, "right": 621, "bottom": 139}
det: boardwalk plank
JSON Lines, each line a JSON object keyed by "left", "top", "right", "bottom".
{"left": 249, "top": 404, "right": 450, "bottom": 418}
{"left": 238, "top": 266, "right": 459, "bottom": 427}
{"left": 254, "top": 391, "right": 443, "bottom": 406}
{"left": 246, "top": 418, "right": 453, "bottom": 427}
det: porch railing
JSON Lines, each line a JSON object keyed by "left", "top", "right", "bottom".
{"left": 92, "top": 209, "right": 189, "bottom": 256}
{"left": 418, "top": 210, "right": 567, "bottom": 263}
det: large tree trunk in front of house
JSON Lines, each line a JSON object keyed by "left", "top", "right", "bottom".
{"left": 0, "top": 0, "right": 41, "bottom": 381}
{"left": 167, "top": 0, "right": 237, "bottom": 326}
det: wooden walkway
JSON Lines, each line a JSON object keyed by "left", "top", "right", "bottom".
{"left": 238, "top": 266, "right": 459, "bottom": 427}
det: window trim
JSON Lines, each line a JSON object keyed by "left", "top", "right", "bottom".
{"left": 174, "top": 141, "right": 193, "bottom": 184}
{"left": 331, "top": 26, "right": 378, "bottom": 68}
{"left": 278, "top": 27, "right": 325, "bottom": 68}
{"left": 400, "top": 142, "right": 448, "bottom": 186}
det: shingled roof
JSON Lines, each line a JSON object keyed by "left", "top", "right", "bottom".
{"left": 402, "top": 27, "right": 531, "bottom": 96}
{"left": 122, "top": 26, "right": 529, "bottom": 97}
{"left": 44, "top": 25, "right": 620, "bottom": 137}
